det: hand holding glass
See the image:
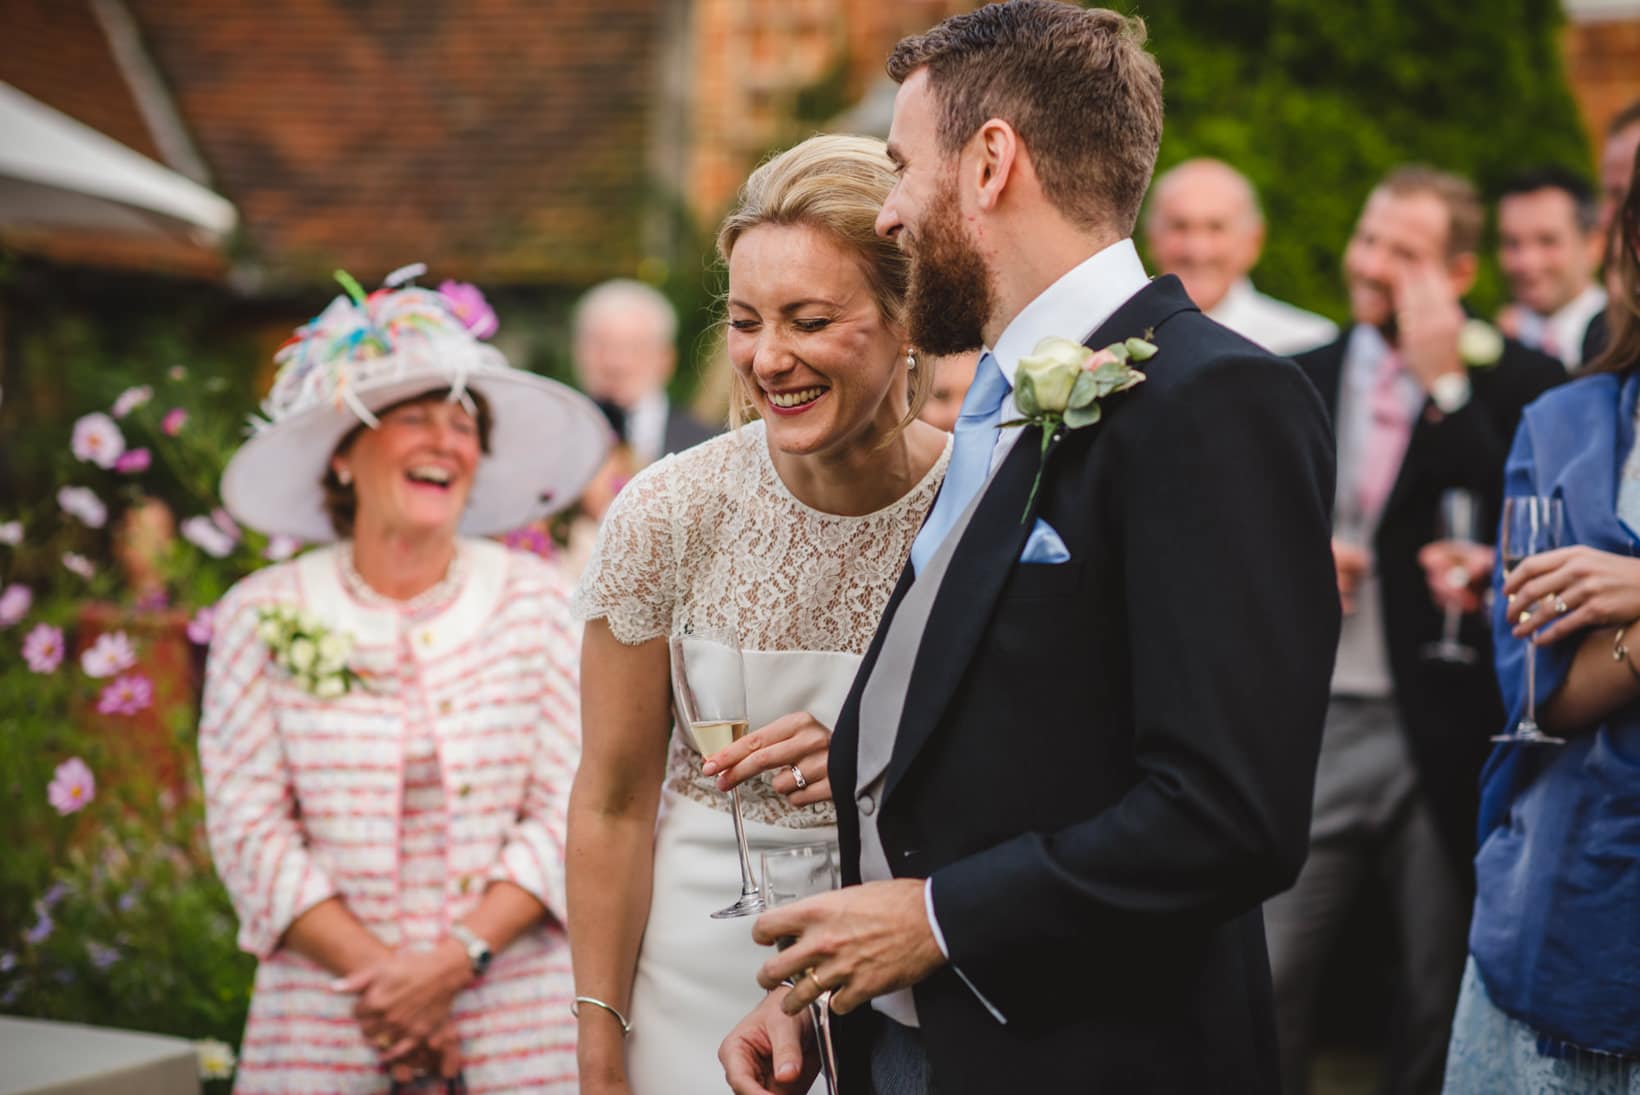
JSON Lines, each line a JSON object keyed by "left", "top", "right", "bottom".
{"left": 761, "top": 844, "right": 841, "bottom": 1095}
{"left": 1421, "top": 488, "right": 1481, "bottom": 665}
{"left": 669, "top": 627, "right": 764, "bottom": 917}
{"left": 1493, "top": 496, "right": 1565, "bottom": 745}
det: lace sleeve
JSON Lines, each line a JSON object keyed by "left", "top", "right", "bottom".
{"left": 572, "top": 458, "right": 677, "bottom": 645}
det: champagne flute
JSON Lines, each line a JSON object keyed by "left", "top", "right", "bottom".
{"left": 1421, "top": 488, "right": 1481, "bottom": 665}
{"left": 669, "top": 626, "right": 764, "bottom": 918}
{"left": 761, "top": 843, "right": 841, "bottom": 1095}
{"left": 1492, "top": 496, "right": 1565, "bottom": 745}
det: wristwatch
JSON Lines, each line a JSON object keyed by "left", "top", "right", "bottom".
{"left": 449, "top": 923, "right": 492, "bottom": 977}
{"left": 1430, "top": 371, "right": 1473, "bottom": 415}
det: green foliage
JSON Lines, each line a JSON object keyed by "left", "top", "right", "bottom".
{"left": 1118, "top": 0, "right": 1591, "bottom": 320}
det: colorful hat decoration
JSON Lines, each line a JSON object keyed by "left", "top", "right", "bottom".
{"left": 223, "top": 265, "right": 611, "bottom": 541}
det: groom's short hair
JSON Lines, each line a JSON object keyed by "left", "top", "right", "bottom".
{"left": 888, "top": 1, "right": 1163, "bottom": 235}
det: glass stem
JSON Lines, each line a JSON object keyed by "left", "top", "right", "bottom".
{"left": 1442, "top": 604, "right": 1461, "bottom": 644}
{"left": 1525, "top": 641, "right": 1538, "bottom": 727}
{"left": 728, "top": 785, "right": 759, "bottom": 897}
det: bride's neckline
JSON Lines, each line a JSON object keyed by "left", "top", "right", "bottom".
{"left": 750, "top": 420, "right": 951, "bottom": 524}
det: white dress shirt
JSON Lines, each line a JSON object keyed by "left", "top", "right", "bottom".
{"left": 624, "top": 389, "right": 670, "bottom": 466}
{"left": 1208, "top": 277, "right": 1339, "bottom": 357}
{"left": 1515, "top": 284, "right": 1607, "bottom": 371}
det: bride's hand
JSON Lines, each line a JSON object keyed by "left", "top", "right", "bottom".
{"left": 701, "top": 712, "right": 833, "bottom": 806}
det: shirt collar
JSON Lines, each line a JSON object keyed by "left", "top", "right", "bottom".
{"left": 1208, "top": 277, "right": 1257, "bottom": 324}
{"left": 989, "top": 237, "right": 1150, "bottom": 388}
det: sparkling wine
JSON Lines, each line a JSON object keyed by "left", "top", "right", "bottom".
{"left": 688, "top": 718, "right": 748, "bottom": 756}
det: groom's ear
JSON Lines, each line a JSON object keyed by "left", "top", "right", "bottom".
{"left": 971, "top": 119, "right": 1020, "bottom": 213}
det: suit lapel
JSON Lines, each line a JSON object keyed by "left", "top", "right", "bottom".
{"left": 881, "top": 276, "right": 1197, "bottom": 800}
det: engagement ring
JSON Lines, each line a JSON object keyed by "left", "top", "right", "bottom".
{"left": 790, "top": 764, "right": 808, "bottom": 790}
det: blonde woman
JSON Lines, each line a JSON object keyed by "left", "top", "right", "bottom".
{"left": 567, "top": 135, "right": 951, "bottom": 1094}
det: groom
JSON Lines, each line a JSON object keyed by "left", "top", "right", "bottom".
{"left": 720, "top": 4, "right": 1338, "bottom": 1092}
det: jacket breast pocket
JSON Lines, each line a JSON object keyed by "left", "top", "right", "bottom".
{"left": 998, "top": 559, "right": 1085, "bottom": 601}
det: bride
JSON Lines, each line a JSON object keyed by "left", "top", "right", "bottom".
{"left": 566, "top": 133, "right": 951, "bottom": 1094}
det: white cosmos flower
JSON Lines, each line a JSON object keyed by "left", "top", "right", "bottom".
{"left": 71, "top": 413, "right": 125, "bottom": 469}
{"left": 57, "top": 486, "right": 108, "bottom": 529}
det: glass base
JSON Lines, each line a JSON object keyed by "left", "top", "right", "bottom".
{"left": 1491, "top": 721, "right": 1565, "bottom": 745}
{"left": 710, "top": 892, "right": 766, "bottom": 919}
{"left": 1421, "top": 639, "right": 1477, "bottom": 665}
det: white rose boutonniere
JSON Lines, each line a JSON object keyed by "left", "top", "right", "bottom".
{"left": 1005, "top": 333, "right": 1156, "bottom": 519}
{"left": 1458, "top": 318, "right": 1504, "bottom": 368}
{"left": 257, "top": 604, "right": 363, "bottom": 697}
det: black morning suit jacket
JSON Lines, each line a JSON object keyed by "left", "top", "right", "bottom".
{"left": 1293, "top": 331, "right": 1563, "bottom": 873}
{"left": 828, "top": 276, "right": 1340, "bottom": 1094}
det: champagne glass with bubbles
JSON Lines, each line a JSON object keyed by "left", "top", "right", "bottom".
{"left": 1421, "top": 488, "right": 1481, "bottom": 665}
{"left": 670, "top": 626, "right": 764, "bottom": 918}
{"left": 1493, "top": 496, "right": 1565, "bottom": 745}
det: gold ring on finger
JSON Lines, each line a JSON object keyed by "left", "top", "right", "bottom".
{"left": 375, "top": 1034, "right": 392, "bottom": 1050}
{"left": 805, "top": 969, "right": 826, "bottom": 994}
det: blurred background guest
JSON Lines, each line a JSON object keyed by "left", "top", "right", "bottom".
{"left": 1445, "top": 145, "right": 1640, "bottom": 1091}
{"left": 1599, "top": 100, "right": 1640, "bottom": 242}
{"left": 202, "top": 275, "right": 608, "bottom": 1091}
{"left": 1495, "top": 167, "right": 1605, "bottom": 371}
{"left": 1143, "top": 157, "right": 1337, "bottom": 355}
{"left": 572, "top": 279, "right": 718, "bottom": 466}
{"left": 1273, "top": 166, "right": 1562, "bottom": 1095}
{"left": 915, "top": 349, "right": 980, "bottom": 432}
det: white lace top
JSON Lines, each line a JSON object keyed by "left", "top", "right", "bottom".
{"left": 574, "top": 420, "right": 950, "bottom": 827}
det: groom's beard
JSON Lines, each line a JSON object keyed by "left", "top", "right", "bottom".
{"left": 904, "top": 180, "right": 995, "bottom": 357}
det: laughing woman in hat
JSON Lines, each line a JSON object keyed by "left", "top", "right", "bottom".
{"left": 201, "top": 272, "right": 609, "bottom": 1092}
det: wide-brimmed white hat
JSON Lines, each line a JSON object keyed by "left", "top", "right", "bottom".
{"left": 222, "top": 267, "right": 611, "bottom": 541}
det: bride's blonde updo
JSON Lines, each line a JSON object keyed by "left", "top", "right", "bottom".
{"left": 715, "top": 134, "right": 933, "bottom": 429}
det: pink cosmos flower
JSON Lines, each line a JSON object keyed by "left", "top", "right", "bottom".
{"left": 23, "top": 624, "right": 63, "bottom": 672}
{"left": 96, "top": 674, "right": 153, "bottom": 716}
{"left": 61, "top": 552, "right": 95, "bottom": 580}
{"left": 71, "top": 413, "right": 126, "bottom": 469}
{"left": 437, "top": 281, "right": 499, "bottom": 339}
{"left": 0, "top": 584, "right": 31, "bottom": 627}
{"left": 57, "top": 486, "right": 108, "bottom": 528}
{"left": 114, "top": 448, "right": 152, "bottom": 474}
{"left": 0, "top": 520, "right": 22, "bottom": 546}
{"left": 186, "top": 605, "right": 216, "bottom": 645}
{"left": 47, "top": 757, "right": 95, "bottom": 816}
{"left": 180, "top": 515, "right": 236, "bottom": 558}
{"left": 210, "top": 508, "right": 241, "bottom": 539}
{"left": 161, "top": 408, "right": 188, "bottom": 436}
{"left": 81, "top": 630, "right": 137, "bottom": 678}
{"left": 111, "top": 385, "right": 153, "bottom": 418}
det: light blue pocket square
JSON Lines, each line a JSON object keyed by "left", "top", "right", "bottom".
{"left": 1020, "top": 518, "right": 1071, "bottom": 564}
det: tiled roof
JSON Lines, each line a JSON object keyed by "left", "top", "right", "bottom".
{"left": 0, "top": 0, "right": 164, "bottom": 162}
{"left": 127, "top": 0, "right": 666, "bottom": 289}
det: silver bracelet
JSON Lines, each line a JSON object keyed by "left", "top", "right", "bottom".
{"left": 571, "top": 995, "right": 633, "bottom": 1035}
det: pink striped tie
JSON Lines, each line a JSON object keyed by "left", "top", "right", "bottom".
{"left": 1355, "top": 352, "right": 1414, "bottom": 522}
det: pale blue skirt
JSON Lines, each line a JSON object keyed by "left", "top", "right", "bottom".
{"left": 1444, "top": 957, "right": 1640, "bottom": 1094}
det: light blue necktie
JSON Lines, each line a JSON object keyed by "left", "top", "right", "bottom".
{"left": 910, "top": 351, "right": 1010, "bottom": 575}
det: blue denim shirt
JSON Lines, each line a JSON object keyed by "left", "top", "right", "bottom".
{"left": 1473, "top": 370, "right": 1640, "bottom": 1057}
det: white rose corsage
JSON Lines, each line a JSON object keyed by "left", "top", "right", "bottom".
{"left": 1458, "top": 318, "right": 1505, "bottom": 368}
{"left": 257, "top": 605, "right": 362, "bottom": 698}
{"left": 1004, "top": 333, "right": 1156, "bottom": 520}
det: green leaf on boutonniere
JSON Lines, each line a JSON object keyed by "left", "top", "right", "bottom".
{"left": 1124, "top": 337, "right": 1159, "bottom": 361}
{"left": 1063, "top": 402, "right": 1102, "bottom": 429}
{"left": 1068, "top": 370, "right": 1100, "bottom": 410}
{"left": 1014, "top": 371, "right": 1040, "bottom": 417}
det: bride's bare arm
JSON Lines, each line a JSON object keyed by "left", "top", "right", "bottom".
{"left": 567, "top": 620, "right": 672, "bottom": 1092}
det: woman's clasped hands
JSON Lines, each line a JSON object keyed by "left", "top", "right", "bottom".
{"left": 334, "top": 941, "right": 472, "bottom": 1084}
{"left": 702, "top": 712, "right": 833, "bottom": 806}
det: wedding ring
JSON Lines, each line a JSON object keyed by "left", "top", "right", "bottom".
{"left": 375, "top": 1034, "right": 392, "bottom": 1050}
{"left": 1554, "top": 596, "right": 1569, "bottom": 615}
{"left": 790, "top": 764, "right": 808, "bottom": 790}
{"left": 805, "top": 969, "right": 827, "bottom": 993}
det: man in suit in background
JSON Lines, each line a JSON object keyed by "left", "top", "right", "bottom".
{"left": 1496, "top": 167, "right": 1605, "bottom": 371}
{"left": 571, "top": 279, "right": 715, "bottom": 464}
{"left": 1276, "top": 166, "right": 1563, "bottom": 1095}
{"left": 1144, "top": 157, "right": 1338, "bottom": 356}
{"left": 719, "top": 4, "right": 1339, "bottom": 1092}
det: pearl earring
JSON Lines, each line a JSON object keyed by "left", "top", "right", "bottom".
{"left": 905, "top": 349, "right": 918, "bottom": 371}
{"left": 337, "top": 468, "right": 353, "bottom": 486}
